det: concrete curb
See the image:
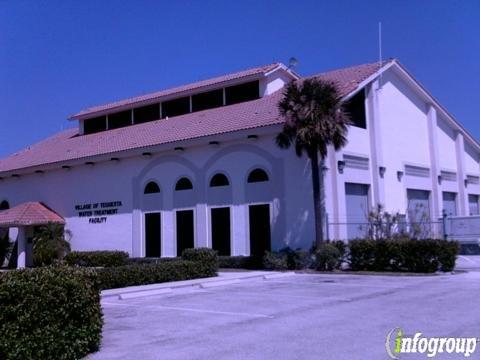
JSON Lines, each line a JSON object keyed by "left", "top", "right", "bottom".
{"left": 101, "top": 271, "right": 293, "bottom": 300}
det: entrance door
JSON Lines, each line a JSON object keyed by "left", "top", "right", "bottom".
{"left": 345, "top": 183, "right": 370, "bottom": 239}
{"left": 249, "top": 204, "right": 271, "bottom": 257}
{"left": 176, "top": 210, "right": 194, "bottom": 256}
{"left": 145, "top": 212, "right": 161, "bottom": 257}
{"left": 211, "top": 207, "right": 231, "bottom": 256}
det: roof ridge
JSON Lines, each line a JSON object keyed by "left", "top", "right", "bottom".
{"left": 307, "top": 58, "right": 396, "bottom": 79}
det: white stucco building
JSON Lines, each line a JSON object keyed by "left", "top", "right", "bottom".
{"left": 0, "top": 59, "right": 479, "bottom": 262}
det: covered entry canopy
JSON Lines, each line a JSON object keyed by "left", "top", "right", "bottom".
{"left": 0, "top": 201, "right": 65, "bottom": 227}
{"left": 0, "top": 202, "right": 65, "bottom": 269}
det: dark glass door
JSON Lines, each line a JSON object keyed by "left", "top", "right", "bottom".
{"left": 211, "top": 207, "right": 231, "bottom": 256}
{"left": 176, "top": 210, "right": 194, "bottom": 256}
{"left": 249, "top": 204, "right": 271, "bottom": 257}
{"left": 145, "top": 212, "right": 161, "bottom": 257}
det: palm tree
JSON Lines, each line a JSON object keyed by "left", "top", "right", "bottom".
{"left": 33, "top": 222, "right": 72, "bottom": 266}
{"left": 277, "top": 78, "right": 351, "bottom": 249}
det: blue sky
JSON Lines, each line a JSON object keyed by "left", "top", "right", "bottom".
{"left": 0, "top": 0, "right": 479, "bottom": 157}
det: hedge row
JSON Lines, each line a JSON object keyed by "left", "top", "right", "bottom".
{"left": 93, "top": 248, "right": 218, "bottom": 290}
{"left": 64, "top": 250, "right": 129, "bottom": 267}
{"left": 217, "top": 239, "right": 459, "bottom": 273}
{"left": 0, "top": 266, "right": 102, "bottom": 360}
{"left": 349, "top": 238, "right": 459, "bottom": 272}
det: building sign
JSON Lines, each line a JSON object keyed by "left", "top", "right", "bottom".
{"left": 74, "top": 201, "right": 123, "bottom": 224}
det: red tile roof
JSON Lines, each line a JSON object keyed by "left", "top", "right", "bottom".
{"left": 0, "top": 61, "right": 386, "bottom": 175}
{"left": 71, "top": 63, "right": 284, "bottom": 119}
{"left": 0, "top": 202, "right": 65, "bottom": 226}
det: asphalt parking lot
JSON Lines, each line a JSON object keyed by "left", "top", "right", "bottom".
{"left": 89, "top": 260, "right": 480, "bottom": 360}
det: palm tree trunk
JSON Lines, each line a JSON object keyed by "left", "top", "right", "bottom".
{"left": 310, "top": 150, "right": 325, "bottom": 249}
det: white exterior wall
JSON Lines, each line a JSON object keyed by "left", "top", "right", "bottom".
{"left": 0, "top": 130, "right": 317, "bottom": 255}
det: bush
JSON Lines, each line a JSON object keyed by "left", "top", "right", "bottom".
{"left": 0, "top": 266, "right": 102, "bottom": 360}
{"left": 314, "top": 243, "right": 342, "bottom": 271}
{"left": 348, "top": 238, "right": 459, "bottom": 273}
{"left": 65, "top": 250, "right": 129, "bottom": 267}
{"left": 262, "top": 251, "right": 289, "bottom": 270}
{"left": 278, "top": 247, "right": 312, "bottom": 270}
{"left": 218, "top": 256, "right": 263, "bottom": 269}
{"left": 181, "top": 248, "right": 218, "bottom": 274}
{"left": 94, "top": 259, "right": 217, "bottom": 290}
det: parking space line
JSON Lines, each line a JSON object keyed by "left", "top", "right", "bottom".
{"left": 102, "top": 302, "right": 274, "bottom": 319}
{"left": 264, "top": 279, "right": 407, "bottom": 289}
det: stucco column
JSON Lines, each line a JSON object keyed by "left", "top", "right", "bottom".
{"left": 195, "top": 204, "right": 209, "bottom": 248}
{"left": 231, "top": 181, "right": 247, "bottom": 256}
{"left": 327, "top": 145, "right": 341, "bottom": 239}
{"left": 426, "top": 105, "right": 442, "bottom": 221}
{"left": 455, "top": 132, "right": 468, "bottom": 215}
{"left": 366, "top": 80, "right": 386, "bottom": 207}
{"left": 17, "top": 226, "right": 26, "bottom": 269}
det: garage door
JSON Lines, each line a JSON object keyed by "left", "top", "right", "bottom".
{"left": 345, "top": 183, "right": 369, "bottom": 239}
{"left": 407, "top": 189, "right": 430, "bottom": 222}
{"left": 442, "top": 192, "right": 457, "bottom": 216}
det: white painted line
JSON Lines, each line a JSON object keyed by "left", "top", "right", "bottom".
{"left": 101, "top": 302, "right": 273, "bottom": 318}
{"left": 118, "top": 288, "right": 172, "bottom": 300}
{"left": 154, "top": 305, "right": 274, "bottom": 318}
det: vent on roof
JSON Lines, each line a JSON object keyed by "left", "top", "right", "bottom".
{"left": 344, "top": 155, "right": 369, "bottom": 170}
{"left": 134, "top": 103, "right": 160, "bottom": 124}
{"left": 225, "top": 81, "right": 259, "bottom": 105}
{"left": 440, "top": 171, "right": 457, "bottom": 182}
{"left": 108, "top": 110, "right": 132, "bottom": 129}
{"left": 84, "top": 116, "right": 107, "bottom": 134}
{"left": 192, "top": 89, "right": 223, "bottom": 112}
{"left": 79, "top": 80, "right": 261, "bottom": 135}
{"left": 162, "top": 97, "right": 190, "bottom": 118}
{"left": 405, "top": 165, "right": 430, "bottom": 178}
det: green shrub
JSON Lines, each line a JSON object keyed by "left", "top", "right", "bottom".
{"left": 329, "top": 240, "right": 347, "bottom": 259}
{"left": 348, "top": 238, "right": 459, "bottom": 273}
{"left": 65, "top": 250, "right": 129, "bottom": 267}
{"left": 94, "top": 259, "right": 217, "bottom": 290}
{"left": 0, "top": 266, "right": 102, "bottom": 360}
{"left": 262, "top": 251, "right": 289, "bottom": 270}
{"left": 181, "top": 248, "right": 218, "bottom": 274}
{"left": 278, "top": 247, "right": 312, "bottom": 270}
{"left": 182, "top": 247, "right": 217, "bottom": 264}
{"left": 437, "top": 240, "right": 460, "bottom": 272}
{"left": 218, "top": 256, "right": 263, "bottom": 269}
{"left": 314, "top": 243, "right": 342, "bottom": 271}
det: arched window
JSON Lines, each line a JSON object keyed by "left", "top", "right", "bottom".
{"left": 0, "top": 200, "right": 9, "bottom": 210}
{"left": 175, "top": 177, "right": 193, "bottom": 191}
{"left": 209, "top": 173, "right": 230, "bottom": 187}
{"left": 247, "top": 168, "right": 269, "bottom": 183}
{"left": 144, "top": 181, "right": 160, "bottom": 194}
